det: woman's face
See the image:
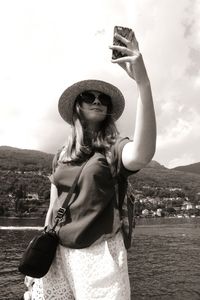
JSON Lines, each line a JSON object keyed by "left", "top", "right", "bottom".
{"left": 76, "top": 91, "right": 111, "bottom": 125}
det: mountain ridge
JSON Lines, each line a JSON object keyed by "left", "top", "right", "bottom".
{"left": 172, "top": 162, "right": 200, "bottom": 175}
{"left": 0, "top": 145, "right": 53, "bottom": 172}
{"left": 0, "top": 145, "right": 53, "bottom": 156}
{"left": 0, "top": 146, "right": 200, "bottom": 214}
{"left": 0, "top": 145, "right": 199, "bottom": 176}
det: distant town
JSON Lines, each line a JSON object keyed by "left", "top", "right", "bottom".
{"left": 133, "top": 185, "right": 200, "bottom": 218}
{"left": 0, "top": 146, "right": 200, "bottom": 221}
{"left": 1, "top": 169, "right": 200, "bottom": 220}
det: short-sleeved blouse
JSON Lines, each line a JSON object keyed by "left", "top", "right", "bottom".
{"left": 49, "top": 137, "right": 137, "bottom": 249}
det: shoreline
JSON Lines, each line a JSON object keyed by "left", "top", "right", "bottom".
{"left": 1, "top": 217, "right": 200, "bottom": 230}
{"left": 0, "top": 216, "right": 45, "bottom": 220}
{"left": 1, "top": 215, "right": 200, "bottom": 220}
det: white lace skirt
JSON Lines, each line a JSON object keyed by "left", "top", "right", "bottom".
{"left": 28, "top": 231, "right": 130, "bottom": 300}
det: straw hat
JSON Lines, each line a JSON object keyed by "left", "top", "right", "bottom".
{"left": 58, "top": 79, "right": 125, "bottom": 124}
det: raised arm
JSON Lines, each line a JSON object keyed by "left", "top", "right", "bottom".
{"left": 109, "top": 31, "right": 156, "bottom": 171}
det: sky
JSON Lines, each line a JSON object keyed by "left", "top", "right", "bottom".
{"left": 0, "top": 0, "right": 200, "bottom": 168}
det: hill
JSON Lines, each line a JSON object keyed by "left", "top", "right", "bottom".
{"left": 145, "top": 160, "right": 166, "bottom": 169}
{"left": 0, "top": 146, "right": 54, "bottom": 172}
{"left": 0, "top": 145, "right": 166, "bottom": 172}
{"left": 0, "top": 146, "right": 200, "bottom": 218}
{"left": 172, "top": 162, "right": 200, "bottom": 175}
{"left": 1, "top": 146, "right": 200, "bottom": 195}
{"left": 130, "top": 165, "right": 200, "bottom": 192}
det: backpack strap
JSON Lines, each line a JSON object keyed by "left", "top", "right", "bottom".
{"left": 125, "top": 181, "right": 136, "bottom": 248}
{"left": 109, "top": 139, "right": 136, "bottom": 249}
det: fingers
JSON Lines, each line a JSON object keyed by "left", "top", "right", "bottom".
{"left": 113, "top": 60, "right": 136, "bottom": 80}
{"left": 114, "top": 31, "right": 137, "bottom": 45}
{"left": 109, "top": 45, "right": 133, "bottom": 56}
{"left": 118, "top": 62, "right": 127, "bottom": 71}
{"left": 110, "top": 30, "right": 140, "bottom": 60}
{"left": 111, "top": 53, "right": 141, "bottom": 64}
{"left": 114, "top": 32, "right": 130, "bottom": 46}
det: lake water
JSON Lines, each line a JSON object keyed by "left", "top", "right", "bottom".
{"left": 1, "top": 218, "right": 200, "bottom": 300}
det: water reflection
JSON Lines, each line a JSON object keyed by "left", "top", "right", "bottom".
{"left": 1, "top": 218, "right": 200, "bottom": 300}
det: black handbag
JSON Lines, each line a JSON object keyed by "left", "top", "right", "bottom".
{"left": 18, "top": 161, "right": 87, "bottom": 278}
{"left": 18, "top": 228, "right": 59, "bottom": 278}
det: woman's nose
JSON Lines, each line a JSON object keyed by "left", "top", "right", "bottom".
{"left": 93, "top": 98, "right": 101, "bottom": 105}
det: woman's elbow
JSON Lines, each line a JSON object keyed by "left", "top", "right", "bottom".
{"left": 144, "top": 146, "right": 156, "bottom": 164}
{"left": 136, "top": 147, "right": 156, "bottom": 169}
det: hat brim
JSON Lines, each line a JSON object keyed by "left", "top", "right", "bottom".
{"left": 58, "top": 79, "right": 125, "bottom": 124}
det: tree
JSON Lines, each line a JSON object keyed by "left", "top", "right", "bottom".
{"left": 0, "top": 205, "right": 5, "bottom": 216}
{"left": 14, "top": 184, "right": 26, "bottom": 212}
{"left": 43, "top": 190, "right": 50, "bottom": 200}
{"left": 164, "top": 207, "right": 176, "bottom": 216}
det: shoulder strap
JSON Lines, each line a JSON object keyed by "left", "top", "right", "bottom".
{"left": 51, "top": 161, "right": 88, "bottom": 230}
{"left": 62, "top": 161, "right": 88, "bottom": 209}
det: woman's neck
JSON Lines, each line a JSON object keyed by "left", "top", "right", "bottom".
{"left": 83, "top": 129, "right": 98, "bottom": 144}
{"left": 83, "top": 123, "right": 101, "bottom": 139}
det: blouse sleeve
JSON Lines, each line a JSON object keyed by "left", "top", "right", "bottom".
{"left": 112, "top": 137, "right": 140, "bottom": 178}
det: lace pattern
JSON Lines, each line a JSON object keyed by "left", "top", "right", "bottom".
{"left": 30, "top": 232, "right": 130, "bottom": 300}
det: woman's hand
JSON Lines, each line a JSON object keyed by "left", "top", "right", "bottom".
{"left": 109, "top": 30, "right": 156, "bottom": 171}
{"left": 109, "top": 31, "right": 148, "bottom": 84}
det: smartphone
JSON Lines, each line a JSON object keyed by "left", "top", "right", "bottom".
{"left": 112, "top": 26, "right": 133, "bottom": 60}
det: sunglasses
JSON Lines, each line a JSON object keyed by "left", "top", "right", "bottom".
{"left": 77, "top": 91, "right": 111, "bottom": 107}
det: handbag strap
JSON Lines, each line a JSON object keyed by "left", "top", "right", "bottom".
{"left": 51, "top": 160, "right": 88, "bottom": 230}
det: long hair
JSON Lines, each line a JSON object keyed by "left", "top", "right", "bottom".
{"left": 58, "top": 101, "right": 119, "bottom": 164}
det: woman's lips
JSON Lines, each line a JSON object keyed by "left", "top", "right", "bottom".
{"left": 91, "top": 107, "right": 103, "bottom": 112}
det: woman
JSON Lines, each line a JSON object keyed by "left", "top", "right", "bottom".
{"left": 28, "top": 30, "right": 156, "bottom": 299}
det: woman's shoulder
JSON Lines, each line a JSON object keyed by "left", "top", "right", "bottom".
{"left": 52, "top": 146, "right": 65, "bottom": 171}
{"left": 112, "top": 136, "right": 131, "bottom": 152}
{"left": 110, "top": 136, "right": 135, "bottom": 178}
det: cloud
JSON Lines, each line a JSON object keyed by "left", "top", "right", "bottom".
{"left": 0, "top": 0, "right": 200, "bottom": 167}
{"left": 159, "top": 120, "right": 185, "bottom": 148}
{"left": 183, "top": 1, "right": 200, "bottom": 77}
{"left": 168, "top": 153, "right": 196, "bottom": 169}
{"left": 157, "top": 117, "right": 194, "bottom": 149}
{"left": 155, "top": 106, "right": 200, "bottom": 167}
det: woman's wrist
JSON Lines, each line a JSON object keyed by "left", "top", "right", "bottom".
{"left": 133, "top": 56, "right": 150, "bottom": 85}
{"left": 136, "top": 75, "right": 150, "bottom": 88}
